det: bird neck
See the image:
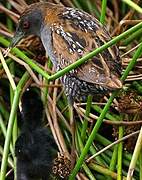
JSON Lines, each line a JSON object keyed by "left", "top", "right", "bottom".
{"left": 40, "top": 25, "right": 58, "bottom": 68}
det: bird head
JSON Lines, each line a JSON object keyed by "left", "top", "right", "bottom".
{"left": 10, "top": 4, "right": 45, "bottom": 48}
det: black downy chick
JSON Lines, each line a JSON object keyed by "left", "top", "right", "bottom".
{"left": 15, "top": 89, "right": 57, "bottom": 180}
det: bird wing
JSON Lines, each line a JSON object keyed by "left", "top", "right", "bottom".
{"left": 51, "top": 8, "right": 122, "bottom": 89}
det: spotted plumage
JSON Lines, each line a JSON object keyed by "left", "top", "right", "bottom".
{"left": 9, "top": 2, "right": 122, "bottom": 103}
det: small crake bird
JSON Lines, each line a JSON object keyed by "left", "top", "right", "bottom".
{"left": 9, "top": 2, "right": 122, "bottom": 170}
{"left": 9, "top": 2, "right": 122, "bottom": 103}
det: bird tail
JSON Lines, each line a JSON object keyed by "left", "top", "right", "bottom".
{"left": 21, "top": 88, "right": 44, "bottom": 130}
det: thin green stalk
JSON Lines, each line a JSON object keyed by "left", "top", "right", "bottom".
{"left": 81, "top": 95, "right": 92, "bottom": 141}
{"left": 96, "top": 145, "right": 110, "bottom": 165}
{"left": 95, "top": 174, "right": 106, "bottom": 180}
{"left": 132, "top": 81, "right": 142, "bottom": 94}
{"left": 69, "top": 36, "right": 142, "bottom": 180}
{"left": 122, "top": 28, "right": 142, "bottom": 46}
{"left": 72, "top": 0, "right": 82, "bottom": 9}
{"left": 63, "top": 129, "right": 71, "bottom": 145}
{"left": 73, "top": 0, "right": 89, "bottom": 11}
{"left": 100, "top": 0, "right": 107, "bottom": 24}
{"left": 78, "top": 123, "right": 108, "bottom": 166}
{"left": 57, "top": 99, "right": 69, "bottom": 119}
{"left": 0, "top": 114, "right": 14, "bottom": 159}
{"left": 122, "top": 0, "right": 142, "bottom": 13}
{"left": 90, "top": 145, "right": 107, "bottom": 166}
{"left": 140, "top": 150, "right": 142, "bottom": 180}
{"left": 88, "top": 2, "right": 100, "bottom": 19}
{"left": 6, "top": 3, "right": 13, "bottom": 32}
{"left": 9, "top": 62, "right": 18, "bottom": 146}
{"left": 7, "top": 1, "right": 17, "bottom": 143}
{"left": 107, "top": 145, "right": 118, "bottom": 180}
{"left": 0, "top": 72, "right": 29, "bottom": 180}
{"left": 0, "top": 146, "right": 14, "bottom": 168}
{"left": 95, "top": 133, "right": 111, "bottom": 145}
{"left": 0, "top": 58, "right": 12, "bottom": 69}
{"left": 85, "top": 1, "right": 95, "bottom": 14}
{"left": 0, "top": 90, "right": 19, "bottom": 180}
{"left": 12, "top": 105, "right": 18, "bottom": 145}
{"left": 89, "top": 163, "right": 127, "bottom": 180}
{"left": 92, "top": 105, "right": 120, "bottom": 121}
{"left": 0, "top": 99, "right": 9, "bottom": 122}
{"left": 2, "top": 3, "right": 16, "bottom": 173}
{"left": 117, "top": 126, "right": 124, "bottom": 180}
{"left": 121, "top": 1, "right": 127, "bottom": 15}
{"left": 76, "top": 129, "right": 96, "bottom": 180}
{"left": 82, "top": 163, "right": 96, "bottom": 180}
{"left": 127, "top": 127, "right": 142, "bottom": 179}
{"left": 48, "top": 22, "right": 142, "bottom": 81}
{"left": 10, "top": 61, "right": 18, "bottom": 180}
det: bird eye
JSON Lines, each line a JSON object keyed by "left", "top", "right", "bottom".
{"left": 23, "top": 20, "right": 30, "bottom": 29}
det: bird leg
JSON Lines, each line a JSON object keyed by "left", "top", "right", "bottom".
{"left": 69, "top": 104, "right": 76, "bottom": 169}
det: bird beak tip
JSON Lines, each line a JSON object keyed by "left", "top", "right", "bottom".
{"left": 3, "top": 31, "right": 24, "bottom": 57}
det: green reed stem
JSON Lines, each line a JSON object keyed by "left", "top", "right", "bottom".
{"left": 0, "top": 58, "right": 12, "bottom": 69}
{"left": 85, "top": 1, "right": 95, "bottom": 14}
{"left": 132, "top": 81, "right": 142, "bottom": 94}
{"left": 117, "top": 126, "right": 124, "bottom": 180}
{"left": 0, "top": 98, "right": 9, "bottom": 121}
{"left": 6, "top": 8, "right": 17, "bottom": 178}
{"left": 122, "top": 0, "right": 142, "bottom": 13}
{"left": 10, "top": 62, "right": 18, "bottom": 180}
{"left": 0, "top": 114, "right": 14, "bottom": 159}
{"left": 140, "top": 150, "right": 142, "bottom": 180}
{"left": 92, "top": 105, "right": 120, "bottom": 121}
{"left": 0, "top": 72, "right": 29, "bottom": 180}
{"left": 76, "top": 129, "right": 96, "bottom": 180}
{"left": 122, "top": 28, "right": 142, "bottom": 46}
{"left": 127, "top": 127, "right": 142, "bottom": 179}
{"left": 81, "top": 95, "right": 92, "bottom": 141}
{"left": 89, "top": 163, "right": 127, "bottom": 180}
{"left": 89, "top": 145, "right": 107, "bottom": 166}
{"left": 88, "top": 2, "right": 100, "bottom": 19}
{"left": 107, "top": 145, "right": 118, "bottom": 180}
{"left": 78, "top": 123, "right": 107, "bottom": 166}
{"left": 0, "top": 145, "right": 14, "bottom": 168}
{"left": 9, "top": 62, "right": 18, "bottom": 146}
{"left": 72, "top": 0, "right": 82, "bottom": 9}
{"left": 100, "top": 0, "right": 107, "bottom": 24}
